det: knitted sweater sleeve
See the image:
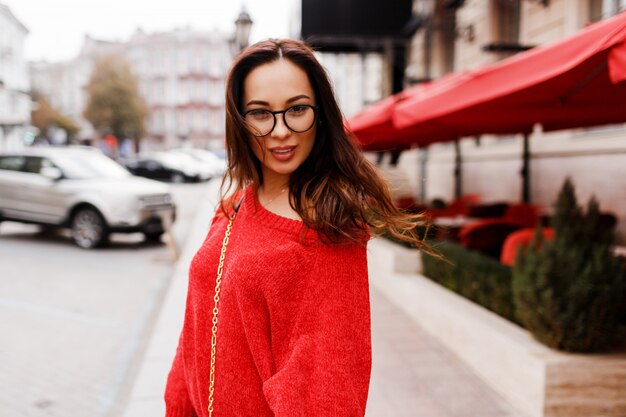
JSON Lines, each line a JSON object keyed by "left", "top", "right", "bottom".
{"left": 262, "top": 242, "right": 372, "bottom": 417}
{"left": 164, "top": 333, "right": 197, "bottom": 417}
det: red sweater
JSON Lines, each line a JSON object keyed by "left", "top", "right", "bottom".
{"left": 164, "top": 186, "right": 372, "bottom": 417}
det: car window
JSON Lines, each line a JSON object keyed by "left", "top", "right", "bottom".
{"left": 0, "top": 156, "right": 26, "bottom": 171}
{"left": 23, "top": 157, "right": 43, "bottom": 174}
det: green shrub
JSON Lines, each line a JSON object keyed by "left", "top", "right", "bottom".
{"left": 512, "top": 179, "right": 625, "bottom": 352}
{"left": 421, "top": 241, "right": 520, "bottom": 325}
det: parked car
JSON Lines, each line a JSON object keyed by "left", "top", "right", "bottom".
{"left": 124, "top": 152, "right": 211, "bottom": 183}
{"left": 0, "top": 146, "right": 176, "bottom": 248}
{"left": 168, "top": 148, "right": 227, "bottom": 178}
{"left": 211, "top": 148, "right": 227, "bottom": 161}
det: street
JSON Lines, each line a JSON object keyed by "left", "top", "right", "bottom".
{"left": 0, "top": 180, "right": 216, "bottom": 417}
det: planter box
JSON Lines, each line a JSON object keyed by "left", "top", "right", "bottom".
{"left": 367, "top": 237, "right": 626, "bottom": 417}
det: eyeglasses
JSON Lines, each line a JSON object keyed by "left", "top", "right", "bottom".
{"left": 243, "top": 104, "right": 318, "bottom": 137}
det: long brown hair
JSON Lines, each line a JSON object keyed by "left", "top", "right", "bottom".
{"left": 219, "top": 38, "right": 430, "bottom": 250}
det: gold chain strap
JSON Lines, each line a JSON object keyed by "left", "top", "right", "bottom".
{"left": 207, "top": 209, "right": 238, "bottom": 417}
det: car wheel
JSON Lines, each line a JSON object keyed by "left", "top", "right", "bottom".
{"left": 143, "top": 231, "right": 164, "bottom": 243}
{"left": 171, "top": 173, "right": 184, "bottom": 183}
{"left": 71, "top": 207, "right": 109, "bottom": 249}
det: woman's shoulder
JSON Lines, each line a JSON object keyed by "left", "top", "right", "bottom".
{"left": 314, "top": 235, "right": 368, "bottom": 260}
{"left": 214, "top": 187, "right": 249, "bottom": 219}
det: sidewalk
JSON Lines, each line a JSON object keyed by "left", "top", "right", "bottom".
{"left": 122, "top": 181, "right": 523, "bottom": 417}
{"left": 122, "top": 180, "right": 220, "bottom": 417}
{"left": 366, "top": 288, "right": 522, "bottom": 417}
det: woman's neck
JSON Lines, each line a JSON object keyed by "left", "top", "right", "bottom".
{"left": 260, "top": 172, "right": 290, "bottom": 196}
{"left": 256, "top": 175, "right": 302, "bottom": 221}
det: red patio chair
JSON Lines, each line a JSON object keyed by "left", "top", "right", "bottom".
{"left": 394, "top": 195, "right": 427, "bottom": 213}
{"left": 500, "top": 228, "right": 555, "bottom": 266}
{"left": 458, "top": 221, "right": 524, "bottom": 259}
{"left": 503, "top": 203, "right": 540, "bottom": 228}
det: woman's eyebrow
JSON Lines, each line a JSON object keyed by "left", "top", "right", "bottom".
{"left": 245, "top": 95, "right": 312, "bottom": 107}
{"left": 246, "top": 100, "right": 270, "bottom": 107}
{"left": 286, "top": 94, "right": 311, "bottom": 104}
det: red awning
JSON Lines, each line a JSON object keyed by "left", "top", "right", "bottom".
{"left": 347, "top": 77, "right": 462, "bottom": 150}
{"left": 391, "top": 11, "right": 626, "bottom": 138}
{"left": 347, "top": 93, "right": 406, "bottom": 151}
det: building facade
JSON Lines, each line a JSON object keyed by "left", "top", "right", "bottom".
{"left": 0, "top": 3, "right": 30, "bottom": 151}
{"left": 126, "top": 28, "right": 232, "bottom": 150}
{"left": 392, "top": 0, "right": 626, "bottom": 243}
{"left": 31, "top": 27, "right": 236, "bottom": 151}
{"left": 316, "top": 52, "right": 385, "bottom": 117}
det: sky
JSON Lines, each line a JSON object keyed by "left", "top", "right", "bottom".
{"left": 3, "top": 0, "right": 297, "bottom": 62}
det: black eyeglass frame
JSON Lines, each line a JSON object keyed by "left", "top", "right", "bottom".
{"left": 242, "top": 104, "right": 319, "bottom": 138}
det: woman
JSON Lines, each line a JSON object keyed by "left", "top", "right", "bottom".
{"left": 164, "top": 39, "right": 429, "bottom": 417}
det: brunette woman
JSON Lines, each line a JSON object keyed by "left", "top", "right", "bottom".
{"left": 164, "top": 38, "right": 429, "bottom": 417}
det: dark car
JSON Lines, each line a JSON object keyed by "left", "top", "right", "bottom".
{"left": 124, "top": 152, "right": 210, "bottom": 183}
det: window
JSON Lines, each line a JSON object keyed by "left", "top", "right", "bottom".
{"left": 197, "top": 109, "right": 206, "bottom": 132}
{"left": 590, "top": 0, "right": 626, "bottom": 21}
{"left": 177, "top": 110, "right": 188, "bottom": 134}
{"left": 187, "top": 80, "right": 195, "bottom": 102}
{"left": 589, "top": 0, "right": 604, "bottom": 21}
{"left": 23, "top": 157, "right": 43, "bottom": 174}
{"left": 605, "top": 0, "right": 626, "bottom": 16}
{"left": 439, "top": 7, "right": 457, "bottom": 73}
{"left": 187, "top": 109, "right": 195, "bottom": 132}
{"left": 209, "top": 110, "right": 218, "bottom": 134}
{"left": 0, "top": 156, "right": 25, "bottom": 171}
{"left": 491, "top": 0, "right": 520, "bottom": 44}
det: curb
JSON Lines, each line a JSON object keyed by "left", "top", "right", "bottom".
{"left": 122, "top": 180, "right": 221, "bottom": 417}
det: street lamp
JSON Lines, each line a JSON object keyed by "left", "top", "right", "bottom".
{"left": 234, "top": 9, "right": 253, "bottom": 53}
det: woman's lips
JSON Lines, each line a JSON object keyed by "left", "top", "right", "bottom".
{"left": 269, "top": 145, "right": 297, "bottom": 162}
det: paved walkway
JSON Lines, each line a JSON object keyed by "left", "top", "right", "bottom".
{"left": 122, "top": 180, "right": 524, "bottom": 417}
{"left": 366, "top": 288, "right": 522, "bottom": 417}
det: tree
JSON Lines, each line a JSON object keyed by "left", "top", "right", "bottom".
{"left": 31, "top": 92, "right": 79, "bottom": 141}
{"left": 83, "top": 55, "right": 147, "bottom": 152}
{"left": 512, "top": 178, "right": 625, "bottom": 352}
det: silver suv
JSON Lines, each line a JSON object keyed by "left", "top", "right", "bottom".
{"left": 0, "top": 146, "right": 176, "bottom": 248}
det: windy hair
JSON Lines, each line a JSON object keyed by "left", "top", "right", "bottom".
{"left": 219, "top": 38, "right": 431, "bottom": 251}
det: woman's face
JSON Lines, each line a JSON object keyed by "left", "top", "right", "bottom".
{"left": 242, "top": 59, "right": 317, "bottom": 186}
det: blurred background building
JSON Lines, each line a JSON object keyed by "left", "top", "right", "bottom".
{"left": 0, "top": 3, "right": 30, "bottom": 152}
{"left": 30, "top": 9, "right": 252, "bottom": 151}
{"left": 124, "top": 27, "right": 233, "bottom": 150}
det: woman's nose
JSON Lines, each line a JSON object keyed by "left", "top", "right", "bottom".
{"left": 271, "top": 115, "right": 291, "bottom": 139}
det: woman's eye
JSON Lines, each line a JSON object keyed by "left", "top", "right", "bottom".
{"left": 248, "top": 110, "right": 271, "bottom": 120}
{"left": 289, "top": 105, "right": 308, "bottom": 114}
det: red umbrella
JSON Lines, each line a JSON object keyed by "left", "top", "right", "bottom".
{"left": 392, "top": 11, "right": 626, "bottom": 134}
